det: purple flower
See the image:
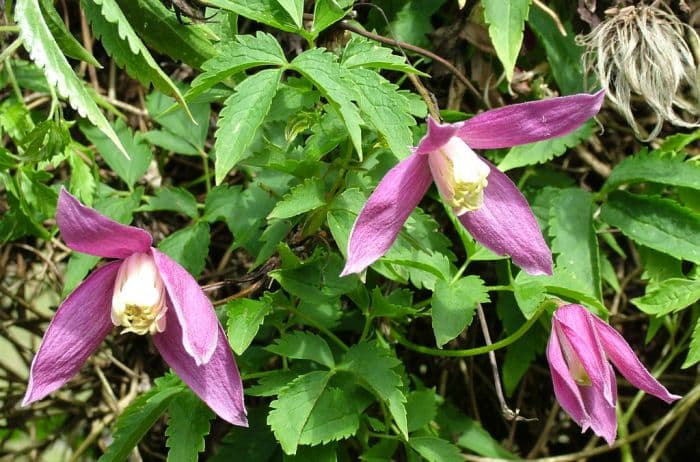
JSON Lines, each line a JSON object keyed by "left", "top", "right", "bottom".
{"left": 547, "top": 304, "right": 680, "bottom": 444}
{"left": 23, "top": 188, "right": 247, "bottom": 426}
{"left": 340, "top": 92, "right": 605, "bottom": 277}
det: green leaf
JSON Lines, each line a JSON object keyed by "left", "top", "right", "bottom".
{"left": 406, "top": 390, "right": 438, "bottom": 432}
{"left": 341, "top": 36, "right": 424, "bottom": 75}
{"left": 312, "top": 0, "right": 354, "bottom": 38}
{"left": 268, "top": 178, "right": 326, "bottom": 219}
{"left": 483, "top": 0, "right": 531, "bottom": 82}
{"left": 267, "top": 331, "right": 335, "bottom": 368}
{"left": 139, "top": 187, "right": 199, "bottom": 218}
{"left": 409, "top": 436, "right": 463, "bottom": 462}
{"left": 527, "top": 6, "right": 583, "bottom": 94}
{"left": 146, "top": 91, "right": 210, "bottom": 151}
{"left": 550, "top": 188, "right": 601, "bottom": 300}
{"left": 16, "top": 0, "right": 128, "bottom": 158}
{"left": 347, "top": 68, "right": 415, "bottom": 159}
{"left": 80, "top": 119, "right": 152, "bottom": 188}
{"left": 339, "top": 342, "right": 407, "bottom": 439}
{"left": 214, "top": 68, "right": 282, "bottom": 184}
{"left": 99, "top": 374, "right": 185, "bottom": 462}
{"left": 268, "top": 370, "right": 333, "bottom": 454}
{"left": 600, "top": 191, "right": 700, "bottom": 264}
{"left": 211, "top": 408, "right": 278, "bottom": 462}
{"left": 292, "top": 49, "right": 363, "bottom": 159}
{"left": 115, "top": 0, "right": 215, "bottom": 69}
{"left": 166, "top": 389, "right": 214, "bottom": 462}
{"left": 226, "top": 298, "right": 272, "bottom": 355}
{"left": 431, "top": 276, "right": 489, "bottom": 347}
{"left": 632, "top": 278, "right": 700, "bottom": 315}
{"left": 512, "top": 271, "right": 547, "bottom": 319}
{"left": 82, "top": 0, "right": 190, "bottom": 115}
{"left": 38, "top": 0, "right": 101, "bottom": 66}
{"left": 498, "top": 121, "right": 593, "bottom": 171}
{"left": 602, "top": 149, "right": 700, "bottom": 193}
{"left": 385, "top": 0, "right": 446, "bottom": 48}
{"left": 682, "top": 314, "right": 700, "bottom": 369}
{"left": 275, "top": 0, "right": 304, "bottom": 28}
{"left": 142, "top": 130, "right": 199, "bottom": 155}
{"left": 68, "top": 151, "right": 96, "bottom": 205}
{"left": 298, "top": 387, "right": 360, "bottom": 446}
{"left": 158, "top": 221, "right": 210, "bottom": 277}
{"left": 206, "top": 0, "right": 302, "bottom": 33}
{"left": 188, "top": 32, "right": 287, "bottom": 100}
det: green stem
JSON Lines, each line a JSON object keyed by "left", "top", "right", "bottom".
{"left": 287, "top": 305, "right": 350, "bottom": 351}
{"left": 391, "top": 303, "right": 548, "bottom": 357}
{"left": 240, "top": 369, "right": 284, "bottom": 381}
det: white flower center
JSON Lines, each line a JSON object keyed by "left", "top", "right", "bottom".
{"left": 111, "top": 253, "right": 167, "bottom": 335}
{"left": 428, "top": 137, "right": 490, "bottom": 215}
{"left": 558, "top": 327, "right": 592, "bottom": 386}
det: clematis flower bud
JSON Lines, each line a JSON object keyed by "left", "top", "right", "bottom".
{"left": 111, "top": 252, "right": 167, "bottom": 335}
{"left": 428, "top": 137, "right": 490, "bottom": 215}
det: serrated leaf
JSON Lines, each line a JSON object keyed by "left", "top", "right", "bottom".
{"left": 115, "top": 0, "right": 215, "bottom": 69}
{"left": 206, "top": 0, "right": 302, "bottom": 33}
{"left": 549, "top": 188, "right": 601, "bottom": 300}
{"left": 339, "top": 342, "right": 407, "bottom": 439}
{"left": 298, "top": 387, "right": 360, "bottom": 446}
{"left": 632, "top": 278, "right": 700, "bottom": 315}
{"left": 80, "top": 119, "right": 152, "bottom": 188}
{"left": 483, "top": 0, "right": 530, "bottom": 82}
{"left": 275, "top": 0, "right": 304, "bottom": 28}
{"left": 226, "top": 298, "right": 272, "bottom": 355}
{"left": 498, "top": 121, "right": 592, "bottom": 171}
{"left": 682, "top": 315, "right": 700, "bottom": 369}
{"left": 139, "top": 187, "right": 199, "bottom": 218}
{"left": 38, "top": 0, "right": 100, "bottom": 66}
{"left": 312, "top": 0, "right": 354, "bottom": 38}
{"left": 158, "top": 221, "right": 210, "bottom": 277}
{"left": 214, "top": 68, "right": 282, "bottom": 184}
{"left": 68, "top": 151, "right": 96, "bottom": 205}
{"left": 387, "top": 0, "right": 446, "bottom": 47}
{"left": 292, "top": 49, "right": 363, "bottom": 159}
{"left": 431, "top": 276, "right": 489, "bottom": 347}
{"left": 16, "top": 0, "right": 128, "bottom": 158}
{"left": 188, "top": 32, "right": 287, "bottom": 100}
{"left": 409, "top": 436, "right": 463, "bottom": 462}
{"left": 99, "top": 374, "right": 185, "bottom": 462}
{"left": 406, "top": 390, "right": 437, "bottom": 432}
{"left": 600, "top": 191, "right": 700, "bottom": 264}
{"left": 347, "top": 68, "right": 415, "bottom": 159}
{"left": 268, "top": 370, "right": 334, "bottom": 455}
{"left": 166, "top": 389, "right": 214, "bottom": 462}
{"left": 267, "top": 331, "right": 335, "bottom": 368}
{"left": 146, "top": 91, "right": 210, "bottom": 151}
{"left": 341, "top": 36, "right": 424, "bottom": 75}
{"left": 82, "top": 0, "right": 190, "bottom": 116}
{"left": 268, "top": 178, "right": 326, "bottom": 219}
{"left": 602, "top": 149, "right": 700, "bottom": 193}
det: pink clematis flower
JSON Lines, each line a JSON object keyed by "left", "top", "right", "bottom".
{"left": 340, "top": 91, "right": 605, "bottom": 277}
{"left": 547, "top": 304, "right": 680, "bottom": 444}
{"left": 23, "top": 188, "right": 247, "bottom": 426}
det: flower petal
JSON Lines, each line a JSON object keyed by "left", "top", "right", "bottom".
{"left": 153, "top": 309, "right": 247, "bottom": 426}
{"left": 414, "top": 117, "right": 461, "bottom": 155}
{"left": 553, "top": 305, "right": 615, "bottom": 406}
{"left": 547, "top": 326, "right": 590, "bottom": 431}
{"left": 57, "top": 188, "right": 152, "bottom": 259}
{"left": 23, "top": 261, "right": 121, "bottom": 405}
{"left": 458, "top": 159, "right": 553, "bottom": 275}
{"left": 151, "top": 248, "right": 218, "bottom": 366}
{"left": 592, "top": 315, "right": 682, "bottom": 403}
{"left": 341, "top": 153, "right": 433, "bottom": 276}
{"left": 578, "top": 364, "right": 618, "bottom": 445}
{"left": 457, "top": 91, "right": 604, "bottom": 149}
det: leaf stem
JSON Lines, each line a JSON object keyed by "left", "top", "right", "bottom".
{"left": 287, "top": 305, "right": 350, "bottom": 352}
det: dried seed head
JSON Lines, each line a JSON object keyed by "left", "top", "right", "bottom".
{"left": 578, "top": 2, "right": 700, "bottom": 140}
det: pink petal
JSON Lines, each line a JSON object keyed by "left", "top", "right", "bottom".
{"left": 153, "top": 309, "right": 247, "bottom": 426}
{"left": 554, "top": 305, "right": 615, "bottom": 406}
{"left": 413, "top": 117, "right": 461, "bottom": 155}
{"left": 592, "top": 315, "right": 681, "bottom": 403}
{"left": 546, "top": 327, "right": 590, "bottom": 430}
{"left": 57, "top": 188, "right": 152, "bottom": 259}
{"left": 457, "top": 91, "right": 604, "bottom": 149}
{"left": 578, "top": 364, "right": 618, "bottom": 445}
{"left": 458, "top": 159, "right": 553, "bottom": 275}
{"left": 23, "top": 261, "right": 121, "bottom": 405}
{"left": 341, "top": 153, "right": 433, "bottom": 276}
{"left": 151, "top": 248, "right": 218, "bottom": 366}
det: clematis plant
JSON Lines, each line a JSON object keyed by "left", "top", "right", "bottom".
{"left": 341, "top": 91, "right": 604, "bottom": 277}
{"left": 23, "top": 188, "right": 247, "bottom": 426}
{"left": 547, "top": 304, "right": 680, "bottom": 444}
